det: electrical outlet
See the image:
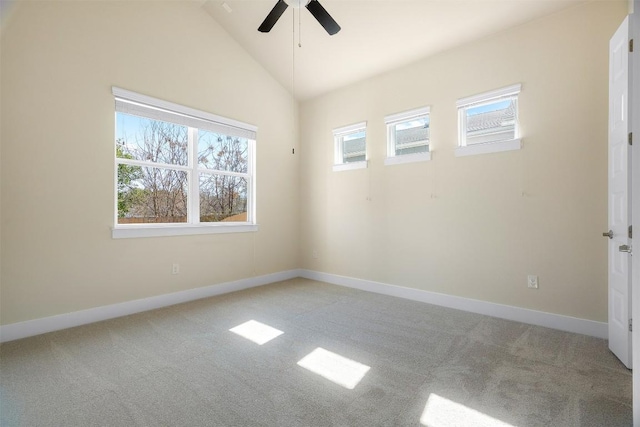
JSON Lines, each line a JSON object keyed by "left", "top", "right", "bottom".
{"left": 172, "top": 263, "right": 180, "bottom": 275}
{"left": 527, "top": 275, "right": 538, "bottom": 289}
{"left": 312, "top": 250, "right": 318, "bottom": 259}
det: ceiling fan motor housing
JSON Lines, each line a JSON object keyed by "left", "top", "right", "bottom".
{"left": 284, "top": 0, "right": 310, "bottom": 8}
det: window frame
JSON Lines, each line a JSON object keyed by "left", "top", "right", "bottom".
{"left": 332, "top": 122, "right": 368, "bottom": 172}
{"left": 384, "top": 106, "right": 431, "bottom": 166}
{"left": 112, "top": 87, "right": 258, "bottom": 239}
{"left": 455, "top": 84, "right": 522, "bottom": 157}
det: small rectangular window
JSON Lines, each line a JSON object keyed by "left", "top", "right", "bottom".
{"left": 384, "top": 106, "right": 431, "bottom": 166}
{"left": 333, "top": 122, "right": 367, "bottom": 171}
{"left": 113, "top": 87, "right": 257, "bottom": 238}
{"left": 456, "top": 84, "right": 521, "bottom": 157}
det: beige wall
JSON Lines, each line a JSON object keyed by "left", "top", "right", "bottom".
{"left": 0, "top": 0, "right": 629, "bottom": 328}
{"left": 0, "top": 1, "right": 300, "bottom": 325}
{"left": 299, "top": 1, "right": 627, "bottom": 322}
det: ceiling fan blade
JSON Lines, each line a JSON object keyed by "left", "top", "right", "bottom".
{"left": 258, "top": 0, "right": 289, "bottom": 33}
{"left": 305, "top": 0, "right": 341, "bottom": 35}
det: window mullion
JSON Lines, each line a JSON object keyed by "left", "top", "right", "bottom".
{"left": 116, "top": 158, "right": 191, "bottom": 172}
{"left": 197, "top": 169, "right": 250, "bottom": 179}
{"left": 188, "top": 127, "right": 200, "bottom": 224}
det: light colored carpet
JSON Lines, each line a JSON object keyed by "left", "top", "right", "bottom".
{"left": 0, "top": 278, "right": 632, "bottom": 426}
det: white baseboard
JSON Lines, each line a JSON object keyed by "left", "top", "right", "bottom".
{"left": 0, "top": 269, "right": 301, "bottom": 343}
{"left": 0, "top": 268, "right": 607, "bottom": 343}
{"left": 299, "top": 270, "right": 608, "bottom": 339}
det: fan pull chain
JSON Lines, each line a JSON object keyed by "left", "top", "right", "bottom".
{"left": 291, "top": 2, "right": 302, "bottom": 96}
{"left": 298, "top": 0, "right": 302, "bottom": 47}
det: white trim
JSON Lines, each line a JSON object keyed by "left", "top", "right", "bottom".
{"left": 456, "top": 84, "right": 522, "bottom": 108}
{"left": 333, "top": 161, "right": 368, "bottom": 172}
{"left": 0, "top": 269, "right": 301, "bottom": 343}
{"left": 384, "top": 151, "right": 431, "bottom": 166}
{"left": 384, "top": 106, "right": 431, "bottom": 124}
{"left": 112, "top": 86, "right": 257, "bottom": 138}
{"left": 248, "top": 138, "right": 257, "bottom": 224}
{"left": 0, "top": 268, "right": 607, "bottom": 342}
{"left": 332, "top": 121, "right": 367, "bottom": 136}
{"left": 455, "top": 139, "right": 521, "bottom": 157}
{"left": 299, "top": 270, "right": 608, "bottom": 339}
{"left": 112, "top": 223, "right": 258, "bottom": 239}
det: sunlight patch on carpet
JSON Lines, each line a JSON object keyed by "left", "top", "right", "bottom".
{"left": 420, "top": 393, "right": 515, "bottom": 427}
{"left": 229, "top": 320, "right": 283, "bottom": 345}
{"left": 297, "top": 347, "right": 370, "bottom": 389}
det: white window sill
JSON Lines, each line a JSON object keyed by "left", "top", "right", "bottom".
{"left": 333, "top": 161, "right": 368, "bottom": 172}
{"left": 112, "top": 223, "right": 259, "bottom": 239}
{"left": 384, "top": 151, "right": 431, "bottom": 166}
{"left": 455, "top": 139, "right": 521, "bottom": 157}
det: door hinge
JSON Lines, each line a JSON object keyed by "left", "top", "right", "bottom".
{"left": 629, "top": 318, "right": 633, "bottom": 332}
{"left": 631, "top": 39, "right": 634, "bottom": 53}
{"left": 630, "top": 132, "right": 633, "bottom": 146}
{"left": 630, "top": 225, "right": 633, "bottom": 239}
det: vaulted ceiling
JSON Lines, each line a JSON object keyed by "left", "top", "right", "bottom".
{"left": 202, "top": 0, "right": 589, "bottom": 100}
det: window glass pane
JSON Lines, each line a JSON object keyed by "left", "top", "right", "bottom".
{"left": 199, "top": 174, "right": 248, "bottom": 222}
{"left": 117, "top": 166, "right": 188, "bottom": 224}
{"left": 198, "top": 130, "right": 248, "bottom": 173}
{"left": 465, "top": 98, "right": 516, "bottom": 145}
{"left": 342, "top": 131, "right": 366, "bottom": 163}
{"left": 116, "top": 113, "right": 188, "bottom": 165}
{"left": 393, "top": 116, "right": 429, "bottom": 156}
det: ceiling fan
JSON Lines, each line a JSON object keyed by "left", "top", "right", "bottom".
{"left": 258, "top": 0, "right": 341, "bottom": 36}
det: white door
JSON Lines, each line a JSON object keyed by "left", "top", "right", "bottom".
{"left": 608, "top": 16, "right": 632, "bottom": 369}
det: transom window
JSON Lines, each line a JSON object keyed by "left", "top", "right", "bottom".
{"left": 333, "top": 122, "right": 367, "bottom": 172}
{"left": 456, "top": 84, "right": 521, "bottom": 157}
{"left": 384, "top": 106, "right": 431, "bottom": 165}
{"left": 112, "top": 87, "right": 257, "bottom": 238}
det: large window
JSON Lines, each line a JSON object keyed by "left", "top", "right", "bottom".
{"left": 113, "top": 87, "right": 257, "bottom": 238}
{"left": 384, "top": 106, "right": 431, "bottom": 166}
{"left": 456, "top": 84, "right": 521, "bottom": 157}
{"left": 333, "top": 122, "right": 367, "bottom": 172}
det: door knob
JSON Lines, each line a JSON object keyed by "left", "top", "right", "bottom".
{"left": 603, "top": 230, "right": 613, "bottom": 239}
{"left": 619, "top": 244, "right": 632, "bottom": 253}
